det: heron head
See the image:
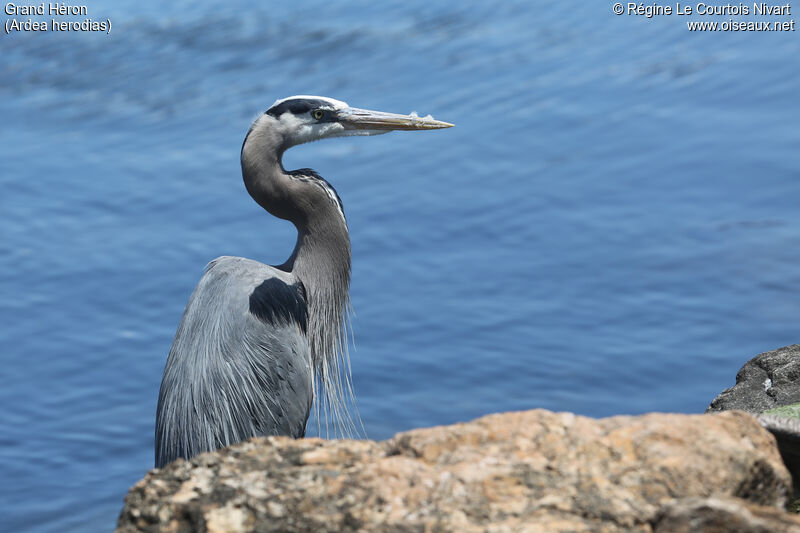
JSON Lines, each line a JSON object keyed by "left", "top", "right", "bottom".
{"left": 264, "top": 95, "right": 453, "bottom": 148}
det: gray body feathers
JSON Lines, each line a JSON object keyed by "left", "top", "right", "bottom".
{"left": 155, "top": 256, "right": 313, "bottom": 468}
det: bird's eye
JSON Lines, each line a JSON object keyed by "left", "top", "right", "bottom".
{"left": 313, "top": 109, "right": 325, "bottom": 120}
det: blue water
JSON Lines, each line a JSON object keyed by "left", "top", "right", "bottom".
{"left": 2, "top": 1, "right": 798, "bottom": 530}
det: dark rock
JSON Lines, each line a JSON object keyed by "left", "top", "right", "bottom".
{"left": 653, "top": 497, "right": 800, "bottom": 532}
{"left": 116, "top": 410, "right": 794, "bottom": 532}
{"left": 759, "top": 412, "right": 800, "bottom": 496}
{"left": 707, "top": 344, "right": 800, "bottom": 413}
{"left": 708, "top": 345, "right": 800, "bottom": 495}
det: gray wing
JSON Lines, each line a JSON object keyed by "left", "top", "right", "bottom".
{"left": 155, "top": 256, "right": 312, "bottom": 468}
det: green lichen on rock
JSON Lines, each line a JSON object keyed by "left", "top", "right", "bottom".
{"left": 764, "top": 403, "right": 800, "bottom": 419}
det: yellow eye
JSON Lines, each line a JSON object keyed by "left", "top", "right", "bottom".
{"left": 313, "top": 109, "right": 324, "bottom": 120}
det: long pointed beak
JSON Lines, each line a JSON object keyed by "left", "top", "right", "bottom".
{"left": 337, "top": 107, "right": 454, "bottom": 131}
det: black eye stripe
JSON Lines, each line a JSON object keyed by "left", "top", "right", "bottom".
{"left": 266, "top": 98, "right": 336, "bottom": 118}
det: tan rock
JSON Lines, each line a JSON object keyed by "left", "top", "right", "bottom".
{"left": 116, "top": 410, "right": 795, "bottom": 532}
{"left": 654, "top": 496, "right": 800, "bottom": 532}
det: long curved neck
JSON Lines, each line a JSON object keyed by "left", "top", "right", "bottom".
{"left": 241, "top": 118, "right": 351, "bottom": 369}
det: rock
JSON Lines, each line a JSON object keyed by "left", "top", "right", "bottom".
{"left": 708, "top": 345, "right": 800, "bottom": 495}
{"left": 759, "top": 412, "right": 800, "bottom": 494}
{"left": 707, "top": 344, "right": 800, "bottom": 413}
{"left": 117, "top": 410, "right": 794, "bottom": 533}
{"left": 653, "top": 497, "right": 800, "bottom": 532}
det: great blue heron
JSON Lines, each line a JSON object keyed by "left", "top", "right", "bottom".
{"left": 155, "top": 96, "right": 452, "bottom": 467}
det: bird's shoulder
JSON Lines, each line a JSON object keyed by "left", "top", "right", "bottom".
{"left": 196, "top": 256, "right": 307, "bottom": 331}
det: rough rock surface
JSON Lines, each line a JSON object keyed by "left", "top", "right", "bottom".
{"left": 708, "top": 344, "right": 800, "bottom": 493}
{"left": 654, "top": 496, "right": 800, "bottom": 532}
{"left": 117, "top": 410, "right": 798, "bottom": 533}
{"left": 707, "top": 344, "right": 800, "bottom": 413}
{"left": 759, "top": 412, "right": 800, "bottom": 493}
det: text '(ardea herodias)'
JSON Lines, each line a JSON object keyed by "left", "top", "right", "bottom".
{"left": 155, "top": 96, "right": 452, "bottom": 468}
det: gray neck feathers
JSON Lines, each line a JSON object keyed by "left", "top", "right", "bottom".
{"left": 241, "top": 115, "right": 352, "bottom": 374}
